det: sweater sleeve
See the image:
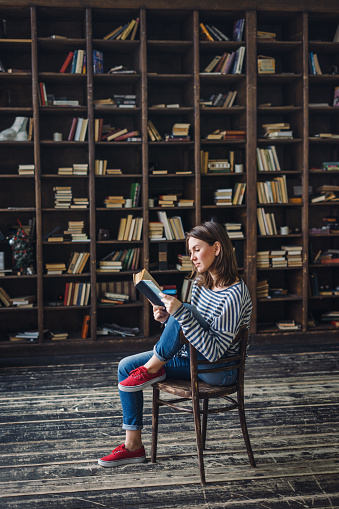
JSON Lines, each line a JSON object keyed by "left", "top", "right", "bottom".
{"left": 172, "top": 292, "right": 242, "bottom": 362}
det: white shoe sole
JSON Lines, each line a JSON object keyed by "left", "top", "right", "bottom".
{"left": 118, "top": 373, "right": 166, "bottom": 392}
{"left": 98, "top": 456, "right": 146, "bottom": 467}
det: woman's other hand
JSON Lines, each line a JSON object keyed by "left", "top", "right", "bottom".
{"left": 152, "top": 305, "right": 169, "bottom": 323}
{"left": 160, "top": 293, "right": 182, "bottom": 315}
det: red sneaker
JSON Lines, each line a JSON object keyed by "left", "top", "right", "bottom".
{"left": 98, "top": 444, "right": 146, "bottom": 467}
{"left": 118, "top": 366, "right": 166, "bottom": 392}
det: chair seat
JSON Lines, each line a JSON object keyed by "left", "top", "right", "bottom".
{"left": 153, "top": 379, "right": 237, "bottom": 399}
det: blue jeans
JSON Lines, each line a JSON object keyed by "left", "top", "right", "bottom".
{"left": 118, "top": 304, "right": 237, "bottom": 430}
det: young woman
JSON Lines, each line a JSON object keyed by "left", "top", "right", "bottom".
{"left": 98, "top": 221, "right": 252, "bottom": 467}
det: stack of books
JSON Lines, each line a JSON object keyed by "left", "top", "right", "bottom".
{"left": 64, "top": 221, "right": 89, "bottom": 242}
{"left": 282, "top": 245, "right": 302, "bottom": 267}
{"left": 98, "top": 259, "right": 123, "bottom": 273}
{"left": 257, "top": 280, "right": 269, "bottom": 299}
{"left": 225, "top": 222, "right": 244, "bottom": 239}
{"left": 321, "top": 311, "right": 339, "bottom": 323}
{"left": 176, "top": 254, "right": 193, "bottom": 272}
{"left": 106, "top": 168, "right": 122, "bottom": 175}
{"left": 262, "top": 122, "right": 293, "bottom": 139}
{"left": 45, "top": 263, "right": 66, "bottom": 275}
{"left": 323, "top": 162, "right": 339, "bottom": 171}
{"left": 257, "top": 251, "right": 270, "bottom": 269}
{"left": 166, "top": 123, "right": 190, "bottom": 141}
{"left": 104, "top": 196, "right": 126, "bottom": 208}
{"left": 276, "top": 320, "right": 301, "bottom": 331}
{"left": 71, "top": 197, "right": 89, "bottom": 209}
{"left": 53, "top": 186, "right": 72, "bottom": 209}
{"left": 99, "top": 291, "right": 130, "bottom": 305}
{"left": 113, "top": 94, "right": 136, "bottom": 108}
{"left": 11, "top": 295, "right": 36, "bottom": 308}
{"left": 73, "top": 163, "right": 88, "bottom": 175}
{"left": 206, "top": 129, "right": 245, "bottom": 140}
{"left": 158, "top": 194, "right": 177, "bottom": 207}
{"left": 18, "top": 164, "right": 35, "bottom": 175}
{"left": 9, "top": 330, "right": 39, "bottom": 341}
{"left": 214, "top": 188, "right": 232, "bottom": 206}
{"left": 177, "top": 198, "right": 194, "bottom": 207}
{"left": 149, "top": 222, "right": 165, "bottom": 240}
{"left": 208, "top": 159, "right": 231, "bottom": 173}
{"left": 270, "top": 250, "right": 288, "bottom": 268}
{"left": 49, "top": 331, "right": 69, "bottom": 341}
{"left": 311, "top": 184, "right": 339, "bottom": 203}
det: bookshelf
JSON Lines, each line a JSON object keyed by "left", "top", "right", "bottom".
{"left": 0, "top": 1, "right": 338, "bottom": 354}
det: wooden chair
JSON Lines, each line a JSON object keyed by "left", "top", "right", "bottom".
{"left": 151, "top": 326, "right": 256, "bottom": 485}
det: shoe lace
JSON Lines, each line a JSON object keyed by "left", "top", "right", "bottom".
{"left": 112, "top": 444, "right": 125, "bottom": 454}
{"left": 129, "top": 366, "right": 147, "bottom": 379}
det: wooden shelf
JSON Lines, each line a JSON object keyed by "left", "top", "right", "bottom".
{"left": 0, "top": 1, "right": 338, "bottom": 352}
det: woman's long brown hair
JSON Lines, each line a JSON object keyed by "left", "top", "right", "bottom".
{"left": 185, "top": 221, "right": 239, "bottom": 290}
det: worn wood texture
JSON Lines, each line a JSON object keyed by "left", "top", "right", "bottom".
{"left": 0, "top": 344, "right": 339, "bottom": 508}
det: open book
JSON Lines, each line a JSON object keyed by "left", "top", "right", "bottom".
{"left": 133, "top": 268, "right": 164, "bottom": 306}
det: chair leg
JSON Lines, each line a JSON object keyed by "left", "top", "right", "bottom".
{"left": 201, "top": 398, "right": 208, "bottom": 450}
{"left": 238, "top": 390, "right": 256, "bottom": 468}
{"left": 151, "top": 387, "right": 160, "bottom": 463}
{"left": 192, "top": 396, "right": 206, "bottom": 485}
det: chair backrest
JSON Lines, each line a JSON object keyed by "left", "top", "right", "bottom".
{"left": 187, "top": 326, "right": 249, "bottom": 393}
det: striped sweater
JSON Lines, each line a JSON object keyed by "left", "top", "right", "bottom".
{"left": 172, "top": 279, "right": 252, "bottom": 362}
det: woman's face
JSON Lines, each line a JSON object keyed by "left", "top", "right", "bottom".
{"left": 188, "top": 237, "right": 218, "bottom": 274}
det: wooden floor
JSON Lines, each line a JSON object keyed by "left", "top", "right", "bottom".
{"left": 1, "top": 342, "right": 339, "bottom": 508}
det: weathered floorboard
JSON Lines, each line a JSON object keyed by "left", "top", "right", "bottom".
{"left": 0, "top": 344, "right": 338, "bottom": 508}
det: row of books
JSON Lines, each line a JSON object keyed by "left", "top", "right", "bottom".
{"left": 257, "top": 208, "right": 278, "bottom": 236}
{"left": 308, "top": 52, "right": 322, "bottom": 75}
{"left": 200, "top": 19, "right": 245, "bottom": 42}
{"left": 94, "top": 160, "right": 122, "bottom": 175}
{"left": 39, "top": 82, "right": 80, "bottom": 107}
{"left": 45, "top": 252, "right": 90, "bottom": 275}
{"left": 58, "top": 164, "right": 88, "bottom": 176}
{"left": 214, "top": 184, "right": 246, "bottom": 206}
{"left": 201, "top": 47, "right": 245, "bottom": 75}
{"left": 63, "top": 282, "right": 91, "bottom": 306}
{"left": 68, "top": 118, "right": 88, "bottom": 142}
{"left": 156, "top": 211, "right": 185, "bottom": 240}
{"left": 97, "top": 247, "right": 141, "bottom": 272}
{"left": 103, "top": 18, "right": 139, "bottom": 41}
{"left": 256, "top": 146, "right": 281, "bottom": 172}
{"left": 117, "top": 215, "right": 143, "bottom": 241}
{"left": 257, "top": 176, "right": 288, "bottom": 204}
{"left": 0, "top": 288, "right": 36, "bottom": 308}
{"left": 200, "top": 91, "right": 237, "bottom": 108}
{"left": 60, "top": 50, "right": 103, "bottom": 74}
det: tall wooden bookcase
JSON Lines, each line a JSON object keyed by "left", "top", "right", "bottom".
{"left": 0, "top": 0, "right": 338, "bottom": 355}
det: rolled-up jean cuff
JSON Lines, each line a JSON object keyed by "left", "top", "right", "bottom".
{"left": 153, "top": 344, "right": 168, "bottom": 362}
{"left": 122, "top": 423, "right": 143, "bottom": 431}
